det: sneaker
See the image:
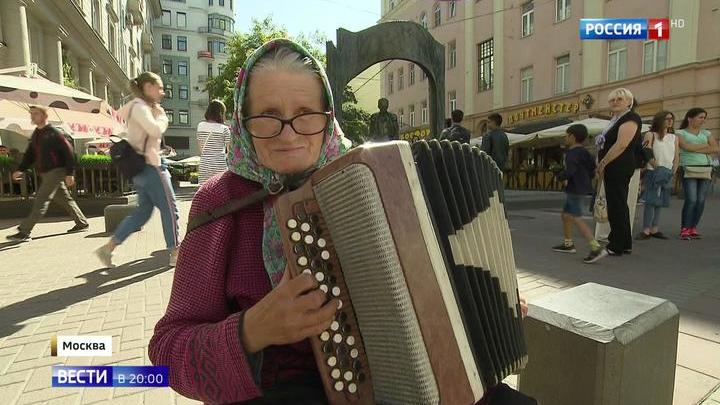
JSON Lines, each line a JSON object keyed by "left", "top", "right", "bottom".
{"left": 679, "top": 228, "right": 692, "bottom": 240}
{"left": 635, "top": 232, "right": 651, "bottom": 240}
{"left": 6, "top": 232, "right": 31, "bottom": 242}
{"left": 650, "top": 232, "right": 669, "bottom": 240}
{"left": 583, "top": 248, "right": 609, "bottom": 264}
{"left": 94, "top": 245, "right": 115, "bottom": 268}
{"left": 67, "top": 223, "right": 89, "bottom": 233}
{"left": 552, "top": 244, "right": 576, "bottom": 253}
{"left": 169, "top": 248, "right": 179, "bottom": 267}
{"left": 689, "top": 228, "right": 702, "bottom": 239}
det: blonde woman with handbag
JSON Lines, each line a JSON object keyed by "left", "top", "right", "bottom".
{"left": 677, "top": 108, "right": 718, "bottom": 240}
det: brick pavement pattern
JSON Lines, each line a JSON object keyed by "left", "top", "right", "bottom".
{"left": 0, "top": 187, "right": 718, "bottom": 405}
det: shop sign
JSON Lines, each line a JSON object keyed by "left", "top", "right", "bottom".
{"left": 507, "top": 102, "right": 580, "bottom": 125}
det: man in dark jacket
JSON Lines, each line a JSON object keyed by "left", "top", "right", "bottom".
{"left": 7, "top": 105, "right": 88, "bottom": 241}
{"left": 440, "top": 109, "right": 472, "bottom": 144}
{"left": 480, "top": 113, "right": 510, "bottom": 170}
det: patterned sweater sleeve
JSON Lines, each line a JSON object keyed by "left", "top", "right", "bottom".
{"left": 148, "top": 184, "right": 261, "bottom": 403}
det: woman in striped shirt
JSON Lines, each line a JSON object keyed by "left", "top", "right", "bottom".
{"left": 196, "top": 99, "right": 231, "bottom": 185}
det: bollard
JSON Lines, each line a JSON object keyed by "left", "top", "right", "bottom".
{"left": 519, "top": 282, "right": 679, "bottom": 405}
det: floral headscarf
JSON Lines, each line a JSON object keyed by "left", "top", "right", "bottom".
{"left": 227, "top": 38, "right": 351, "bottom": 288}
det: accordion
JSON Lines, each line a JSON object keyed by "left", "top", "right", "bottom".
{"left": 276, "top": 140, "right": 527, "bottom": 405}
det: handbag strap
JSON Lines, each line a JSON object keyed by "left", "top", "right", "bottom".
{"left": 187, "top": 188, "right": 269, "bottom": 233}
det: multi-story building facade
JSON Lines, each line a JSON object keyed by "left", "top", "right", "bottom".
{"left": 0, "top": 0, "right": 161, "bottom": 109}
{"left": 152, "top": 0, "right": 234, "bottom": 157}
{"left": 379, "top": 0, "right": 719, "bottom": 139}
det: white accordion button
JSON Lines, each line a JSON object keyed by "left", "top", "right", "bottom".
{"left": 346, "top": 336, "right": 355, "bottom": 346}
{"left": 291, "top": 232, "right": 301, "bottom": 242}
{"left": 297, "top": 256, "right": 308, "bottom": 266}
{"left": 315, "top": 272, "right": 325, "bottom": 282}
{"left": 317, "top": 238, "right": 327, "bottom": 248}
{"left": 319, "top": 284, "right": 329, "bottom": 293}
{"left": 286, "top": 219, "right": 298, "bottom": 229}
{"left": 327, "top": 356, "right": 337, "bottom": 367}
{"left": 331, "top": 368, "right": 341, "bottom": 379}
{"left": 321, "top": 250, "right": 330, "bottom": 260}
{"left": 344, "top": 371, "right": 353, "bottom": 381}
{"left": 302, "top": 268, "right": 312, "bottom": 275}
{"left": 320, "top": 331, "right": 330, "bottom": 342}
{"left": 334, "top": 381, "right": 344, "bottom": 392}
{"left": 331, "top": 286, "right": 341, "bottom": 297}
{"left": 333, "top": 333, "right": 342, "bottom": 343}
{"left": 330, "top": 321, "right": 339, "bottom": 331}
{"left": 350, "top": 348, "right": 359, "bottom": 358}
{"left": 348, "top": 383, "right": 357, "bottom": 394}
{"left": 304, "top": 235, "right": 314, "bottom": 244}
{"left": 301, "top": 223, "right": 311, "bottom": 232}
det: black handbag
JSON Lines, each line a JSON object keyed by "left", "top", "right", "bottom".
{"left": 110, "top": 103, "right": 148, "bottom": 179}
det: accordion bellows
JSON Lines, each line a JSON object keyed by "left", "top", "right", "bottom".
{"left": 276, "top": 140, "right": 527, "bottom": 405}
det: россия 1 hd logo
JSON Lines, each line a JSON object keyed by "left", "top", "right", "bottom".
{"left": 580, "top": 18, "right": 678, "bottom": 40}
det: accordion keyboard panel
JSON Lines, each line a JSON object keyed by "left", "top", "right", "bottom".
{"left": 314, "top": 163, "right": 440, "bottom": 405}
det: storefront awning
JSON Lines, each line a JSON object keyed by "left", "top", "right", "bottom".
{"left": 509, "top": 118, "right": 574, "bottom": 135}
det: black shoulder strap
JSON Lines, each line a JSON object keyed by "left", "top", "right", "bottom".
{"left": 187, "top": 188, "right": 269, "bottom": 233}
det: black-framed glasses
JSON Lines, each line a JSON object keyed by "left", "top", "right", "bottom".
{"left": 242, "top": 111, "right": 331, "bottom": 139}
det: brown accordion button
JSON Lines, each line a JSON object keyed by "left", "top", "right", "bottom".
{"left": 336, "top": 312, "right": 347, "bottom": 323}
{"left": 293, "top": 243, "right": 305, "bottom": 255}
{"left": 296, "top": 211, "right": 308, "bottom": 221}
{"left": 310, "top": 259, "right": 321, "bottom": 270}
{"left": 342, "top": 324, "right": 352, "bottom": 334}
{"left": 357, "top": 372, "right": 366, "bottom": 382}
{"left": 306, "top": 246, "right": 318, "bottom": 257}
{"left": 322, "top": 342, "right": 333, "bottom": 354}
{"left": 336, "top": 345, "right": 348, "bottom": 358}
{"left": 353, "top": 360, "right": 362, "bottom": 371}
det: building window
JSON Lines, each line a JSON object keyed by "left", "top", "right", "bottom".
{"left": 388, "top": 72, "right": 394, "bottom": 94}
{"left": 521, "top": 66, "right": 533, "bottom": 103}
{"left": 164, "top": 83, "right": 173, "bottom": 99}
{"left": 409, "top": 105, "right": 415, "bottom": 127}
{"left": 161, "top": 9, "right": 171, "bottom": 26}
{"left": 556, "top": 0, "right": 571, "bottom": 22}
{"left": 162, "top": 34, "right": 172, "bottom": 50}
{"left": 449, "top": 90, "right": 457, "bottom": 112}
{"left": 409, "top": 63, "right": 415, "bottom": 85}
{"left": 178, "top": 61, "right": 188, "bottom": 75}
{"left": 162, "top": 60, "right": 172, "bottom": 74}
{"left": 449, "top": 1, "right": 457, "bottom": 18}
{"left": 164, "top": 136, "right": 190, "bottom": 150}
{"left": 108, "top": 21, "right": 117, "bottom": 57}
{"left": 177, "top": 12, "right": 186, "bottom": 28}
{"left": 166, "top": 109, "right": 174, "bottom": 124}
{"left": 179, "top": 110, "right": 189, "bottom": 124}
{"left": 555, "top": 55, "right": 570, "bottom": 94}
{"left": 521, "top": 2, "right": 534, "bottom": 37}
{"left": 398, "top": 68, "right": 404, "bottom": 90}
{"left": 208, "top": 63, "right": 213, "bottom": 77}
{"left": 608, "top": 40, "right": 627, "bottom": 82}
{"left": 398, "top": 108, "right": 404, "bottom": 126}
{"left": 208, "top": 40, "right": 227, "bottom": 55}
{"left": 219, "top": 0, "right": 225, "bottom": 6}
{"left": 643, "top": 40, "right": 667, "bottom": 74}
{"left": 477, "top": 38, "right": 494, "bottom": 91}
{"left": 420, "top": 13, "right": 428, "bottom": 29}
{"left": 208, "top": 0, "right": 212, "bottom": 5}
{"left": 433, "top": 4, "right": 441, "bottom": 27}
{"left": 230, "top": 0, "right": 233, "bottom": 10}
{"left": 421, "top": 100, "right": 428, "bottom": 124}
{"left": 448, "top": 40, "right": 457, "bottom": 69}
{"left": 177, "top": 36, "right": 187, "bottom": 51}
{"left": 91, "top": 0, "right": 101, "bottom": 31}
{"left": 421, "top": 68, "right": 427, "bottom": 81}
{"left": 179, "top": 84, "right": 188, "bottom": 100}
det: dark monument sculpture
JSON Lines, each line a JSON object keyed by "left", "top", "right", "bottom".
{"left": 326, "top": 21, "right": 446, "bottom": 138}
{"left": 368, "top": 98, "right": 400, "bottom": 141}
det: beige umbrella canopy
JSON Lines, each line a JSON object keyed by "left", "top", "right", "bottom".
{"left": 0, "top": 74, "right": 114, "bottom": 114}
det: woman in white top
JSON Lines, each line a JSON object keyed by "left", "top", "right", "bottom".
{"left": 95, "top": 72, "right": 181, "bottom": 267}
{"left": 638, "top": 110, "right": 679, "bottom": 240}
{"left": 196, "top": 99, "right": 231, "bottom": 185}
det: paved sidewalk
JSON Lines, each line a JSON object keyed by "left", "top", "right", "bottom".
{"left": 0, "top": 187, "right": 718, "bottom": 404}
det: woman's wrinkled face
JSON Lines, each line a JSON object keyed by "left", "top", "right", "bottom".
{"left": 608, "top": 95, "right": 631, "bottom": 114}
{"left": 690, "top": 113, "right": 707, "bottom": 128}
{"left": 246, "top": 70, "right": 326, "bottom": 174}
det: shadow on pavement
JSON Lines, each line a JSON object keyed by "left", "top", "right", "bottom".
{"left": 0, "top": 240, "right": 23, "bottom": 252}
{"left": 0, "top": 250, "right": 173, "bottom": 339}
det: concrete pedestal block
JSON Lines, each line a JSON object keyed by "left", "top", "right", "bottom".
{"left": 104, "top": 204, "right": 138, "bottom": 233}
{"left": 519, "top": 282, "right": 679, "bottom": 405}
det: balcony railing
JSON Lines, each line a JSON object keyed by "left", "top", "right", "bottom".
{"left": 198, "top": 26, "right": 229, "bottom": 36}
{"left": 197, "top": 50, "right": 213, "bottom": 60}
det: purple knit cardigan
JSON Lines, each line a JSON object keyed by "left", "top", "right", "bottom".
{"left": 148, "top": 171, "right": 317, "bottom": 404}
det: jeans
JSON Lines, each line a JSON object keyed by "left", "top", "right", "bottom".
{"left": 113, "top": 164, "right": 179, "bottom": 248}
{"left": 642, "top": 205, "right": 662, "bottom": 229}
{"left": 681, "top": 177, "right": 711, "bottom": 229}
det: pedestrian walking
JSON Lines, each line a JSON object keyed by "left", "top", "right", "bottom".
{"left": 480, "top": 112, "right": 510, "bottom": 170}
{"left": 637, "top": 111, "right": 679, "bottom": 240}
{"left": 585, "top": 88, "right": 642, "bottom": 264}
{"left": 197, "top": 99, "right": 231, "bottom": 186}
{"left": 551, "top": 124, "right": 603, "bottom": 259}
{"left": 6, "top": 105, "right": 89, "bottom": 241}
{"left": 94, "top": 72, "right": 180, "bottom": 268}
{"left": 676, "top": 107, "right": 718, "bottom": 239}
{"left": 441, "top": 109, "right": 472, "bottom": 144}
